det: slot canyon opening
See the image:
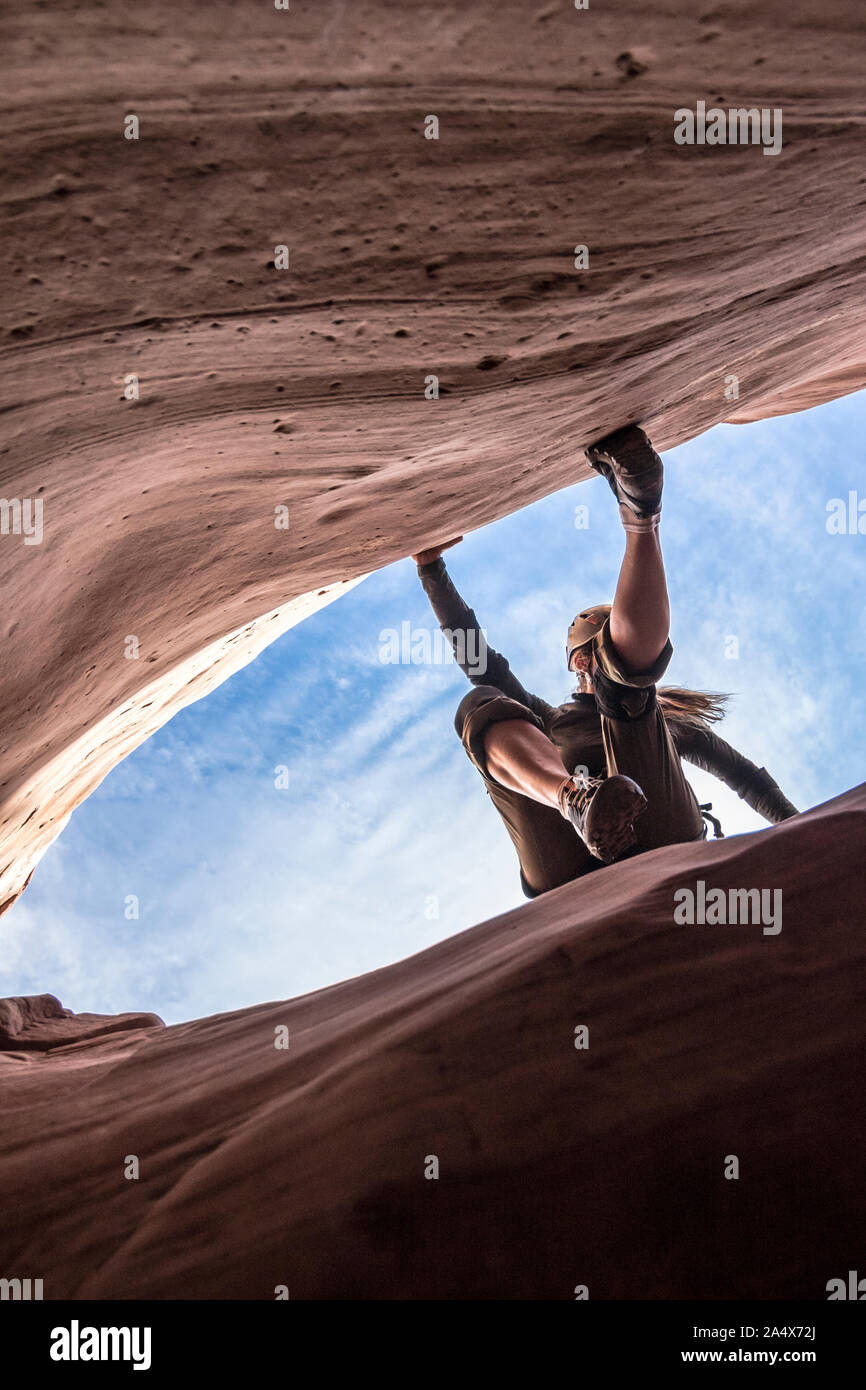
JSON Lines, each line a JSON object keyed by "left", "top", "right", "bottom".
{"left": 1, "top": 392, "right": 863, "bottom": 1025}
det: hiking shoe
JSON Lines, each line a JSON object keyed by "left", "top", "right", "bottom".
{"left": 585, "top": 424, "right": 664, "bottom": 519}
{"left": 558, "top": 771, "right": 648, "bottom": 863}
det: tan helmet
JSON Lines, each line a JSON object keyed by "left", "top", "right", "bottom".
{"left": 566, "top": 603, "right": 611, "bottom": 666}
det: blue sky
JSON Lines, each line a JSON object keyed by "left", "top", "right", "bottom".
{"left": 2, "top": 391, "right": 864, "bottom": 1024}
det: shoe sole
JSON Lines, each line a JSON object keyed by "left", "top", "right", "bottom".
{"left": 583, "top": 776, "right": 648, "bottom": 863}
{"left": 586, "top": 425, "right": 663, "bottom": 517}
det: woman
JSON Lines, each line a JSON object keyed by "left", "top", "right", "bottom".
{"left": 413, "top": 425, "right": 797, "bottom": 899}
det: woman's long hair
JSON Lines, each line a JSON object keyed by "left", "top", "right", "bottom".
{"left": 572, "top": 679, "right": 729, "bottom": 729}
{"left": 656, "top": 686, "right": 729, "bottom": 730}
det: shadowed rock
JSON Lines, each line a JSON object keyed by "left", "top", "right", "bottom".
{"left": 1, "top": 787, "right": 863, "bottom": 1298}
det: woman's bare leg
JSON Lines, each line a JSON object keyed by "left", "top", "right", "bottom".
{"left": 483, "top": 719, "right": 572, "bottom": 808}
{"left": 484, "top": 426, "right": 670, "bottom": 825}
{"left": 585, "top": 424, "right": 670, "bottom": 675}
{"left": 608, "top": 524, "right": 670, "bottom": 674}
{"left": 484, "top": 714, "right": 646, "bottom": 863}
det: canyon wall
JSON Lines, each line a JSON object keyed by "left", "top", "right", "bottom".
{"left": 1, "top": 0, "right": 864, "bottom": 1299}
{"left": 2, "top": 0, "right": 865, "bottom": 909}
{"left": 1, "top": 786, "right": 863, "bottom": 1298}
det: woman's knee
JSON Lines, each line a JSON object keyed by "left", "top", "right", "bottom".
{"left": 453, "top": 685, "right": 515, "bottom": 739}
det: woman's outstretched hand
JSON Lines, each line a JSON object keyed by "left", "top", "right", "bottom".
{"left": 411, "top": 535, "right": 463, "bottom": 566}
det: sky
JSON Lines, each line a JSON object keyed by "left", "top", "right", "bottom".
{"left": 2, "top": 390, "right": 864, "bottom": 1024}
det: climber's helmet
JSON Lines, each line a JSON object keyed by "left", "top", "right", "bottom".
{"left": 566, "top": 603, "right": 611, "bottom": 670}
